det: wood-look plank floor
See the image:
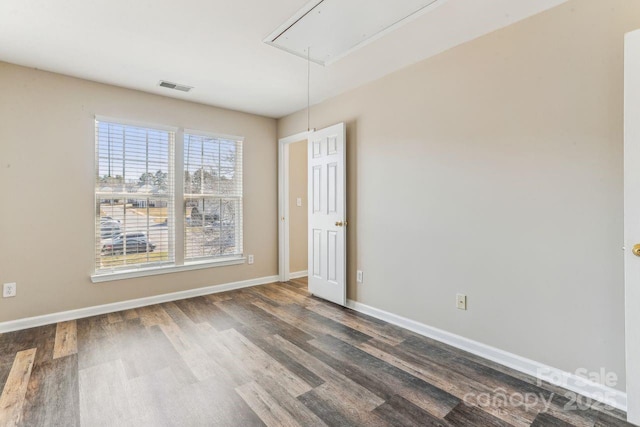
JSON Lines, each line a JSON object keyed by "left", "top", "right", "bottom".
{"left": 0, "top": 277, "right": 633, "bottom": 426}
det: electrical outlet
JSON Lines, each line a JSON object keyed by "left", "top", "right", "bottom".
{"left": 247, "top": 255, "right": 254, "bottom": 265}
{"left": 296, "top": 197, "right": 302, "bottom": 207}
{"left": 356, "top": 270, "right": 363, "bottom": 283}
{"left": 3, "top": 282, "right": 17, "bottom": 298}
{"left": 456, "top": 294, "right": 467, "bottom": 310}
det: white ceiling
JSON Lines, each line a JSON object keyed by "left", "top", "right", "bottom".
{"left": 0, "top": 0, "right": 567, "bottom": 118}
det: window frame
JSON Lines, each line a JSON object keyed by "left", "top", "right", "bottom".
{"left": 91, "top": 117, "right": 245, "bottom": 283}
{"left": 183, "top": 129, "right": 244, "bottom": 263}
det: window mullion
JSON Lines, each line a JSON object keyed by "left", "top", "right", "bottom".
{"left": 174, "top": 129, "right": 185, "bottom": 267}
{"left": 122, "top": 126, "right": 127, "bottom": 255}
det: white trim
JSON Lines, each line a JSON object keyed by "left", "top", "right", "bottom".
{"left": 625, "top": 28, "right": 640, "bottom": 426}
{"left": 183, "top": 128, "right": 245, "bottom": 142}
{"left": 346, "top": 299, "right": 628, "bottom": 412}
{"left": 289, "top": 270, "right": 308, "bottom": 279}
{"left": 174, "top": 128, "right": 184, "bottom": 267}
{"left": 282, "top": 142, "right": 291, "bottom": 282}
{"left": 0, "top": 275, "right": 279, "bottom": 334}
{"left": 94, "top": 115, "right": 179, "bottom": 132}
{"left": 278, "top": 131, "right": 310, "bottom": 282}
{"left": 91, "top": 257, "right": 246, "bottom": 283}
{"left": 279, "top": 131, "right": 312, "bottom": 146}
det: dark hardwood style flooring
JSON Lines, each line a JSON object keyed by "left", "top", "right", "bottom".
{"left": 0, "top": 278, "right": 633, "bottom": 426}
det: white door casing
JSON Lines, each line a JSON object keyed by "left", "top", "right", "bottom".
{"left": 278, "top": 131, "right": 310, "bottom": 283}
{"left": 624, "top": 29, "right": 640, "bottom": 426}
{"left": 308, "top": 123, "right": 347, "bottom": 305}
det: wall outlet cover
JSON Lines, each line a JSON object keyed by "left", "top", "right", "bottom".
{"left": 247, "top": 255, "right": 254, "bottom": 265}
{"left": 356, "top": 270, "right": 363, "bottom": 283}
{"left": 3, "top": 282, "right": 17, "bottom": 298}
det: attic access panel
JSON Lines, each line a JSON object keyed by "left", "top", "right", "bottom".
{"left": 264, "top": 0, "right": 443, "bottom": 66}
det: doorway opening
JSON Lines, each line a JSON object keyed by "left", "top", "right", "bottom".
{"left": 278, "top": 131, "right": 310, "bottom": 283}
{"left": 287, "top": 140, "right": 308, "bottom": 280}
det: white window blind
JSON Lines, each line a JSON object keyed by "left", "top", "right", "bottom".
{"left": 95, "top": 120, "right": 175, "bottom": 272}
{"left": 184, "top": 133, "right": 243, "bottom": 261}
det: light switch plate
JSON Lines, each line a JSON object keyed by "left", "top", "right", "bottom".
{"left": 296, "top": 197, "right": 302, "bottom": 207}
{"left": 356, "top": 270, "right": 363, "bottom": 283}
{"left": 456, "top": 294, "right": 467, "bottom": 310}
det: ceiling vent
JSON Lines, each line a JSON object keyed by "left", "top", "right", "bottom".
{"left": 264, "top": 0, "right": 444, "bottom": 66}
{"left": 158, "top": 80, "right": 193, "bottom": 92}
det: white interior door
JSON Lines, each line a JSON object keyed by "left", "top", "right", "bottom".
{"left": 625, "top": 29, "right": 640, "bottom": 426}
{"left": 308, "top": 123, "right": 346, "bottom": 305}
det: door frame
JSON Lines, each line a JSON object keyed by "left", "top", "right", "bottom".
{"left": 278, "top": 131, "right": 311, "bottom": 282}
{"left": 625, "top": 29, "right": 640, "bottom": 426}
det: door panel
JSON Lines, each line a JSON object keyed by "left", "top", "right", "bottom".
{"left": 328, "top": 163, "right": 338, "bottom": 214}
{"left": 312, "top": 229, "right": 322, "bottom": 278}
{"left": 308, "top": 123, "right": 346, "bottom": 305}
{"left": 312, "top": 166, "right": 322, "bottom": 213}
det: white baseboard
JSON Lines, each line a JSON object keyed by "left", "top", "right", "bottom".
{"left": 0, "top": 275, "right": 280, "bottom": 334}
{"left": 289, "top": 270, "right": 308, "bottom": 279}
{"left": 346, "top": 299, "right": 627, "bottom": 412}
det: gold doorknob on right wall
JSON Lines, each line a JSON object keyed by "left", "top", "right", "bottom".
{"left": 633, "top": 244, "right": 640, "bottom": 257}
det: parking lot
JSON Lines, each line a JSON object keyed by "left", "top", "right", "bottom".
{"left": 99, "top": 203, "right": 237, "bottom": 268}
{"left": 99, "top": 204, "right": 169, "bottom": 266}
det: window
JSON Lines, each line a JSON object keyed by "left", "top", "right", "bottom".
{"left": 184, "top": 133, "right": 243, "bottom": 261}
{"left": 95, "top": 121, "right": 174, "bottom": 272}
{"left": 94, "top": 118, "right": 243, "bottom": 278}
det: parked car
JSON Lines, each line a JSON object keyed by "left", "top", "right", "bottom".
{"left": 100, "top": 221, "right": 121, "bottom": 238}
{"left": 101, "top": 232, "right": 156, "bottom": 255}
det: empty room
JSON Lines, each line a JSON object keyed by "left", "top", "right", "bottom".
{"left": 2, "top": 0, "right": 640, "bottom": 425}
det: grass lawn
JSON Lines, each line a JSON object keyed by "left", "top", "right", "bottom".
{"left": 131, "top": 207, "right": 167, "bottom": 217}
{"left": 100, "top": 204, "right": 134, "bottom": 218}
{"left": 100, "top": 251, "right": 169, "bottom": 268}
{"left": 129, "top": 207, "right": 168, "bottom": 223}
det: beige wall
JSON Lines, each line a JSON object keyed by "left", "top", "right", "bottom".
{"left": 279, "top": 0, "right": 640, "bottom": 391}
{"left": 0, "top": 62, "right": 278, "bottom": 323}
{"left": 288, "top": 141, "right": 308, "bottom": 274}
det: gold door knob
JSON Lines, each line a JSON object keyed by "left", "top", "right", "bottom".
{"left": 633, "top": 244, "right": 640, "bottom": 257}
{"left": 335, "top": 221, "right": 343, "bottom": 227}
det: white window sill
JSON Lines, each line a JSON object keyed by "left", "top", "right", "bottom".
{"left": 91, "top": 257, "right": 246, "bottom": 283}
